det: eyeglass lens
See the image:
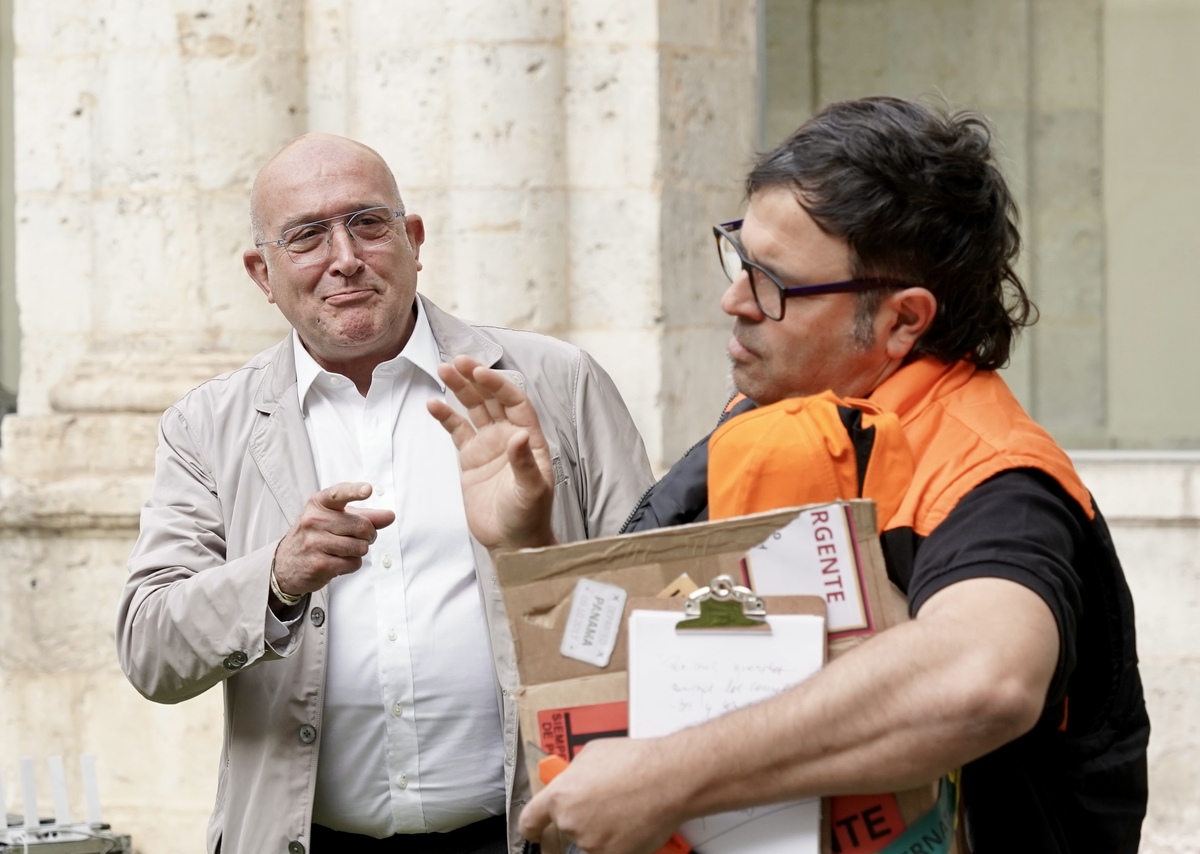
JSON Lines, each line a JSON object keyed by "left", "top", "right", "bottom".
{"left": 715, "top": 228, "right": 783, "bottom": 319}
{"left": 282, "top": 207, "right": 398, "bottom": 265}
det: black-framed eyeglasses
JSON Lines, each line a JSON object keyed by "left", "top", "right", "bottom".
{"left": 713, "top": 219, "right": 906, "bottom": 321}
{"left": 257, "top": 206, "right": 405, "bottom": 266}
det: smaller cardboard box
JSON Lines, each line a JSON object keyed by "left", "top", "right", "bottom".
{"left": 493, "top": 501, "right": 906, "bottom": 777}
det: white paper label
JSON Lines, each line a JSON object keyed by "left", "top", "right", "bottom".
{"left": 559, "top": 578, "right": 627, "bottom": 667}
{"left": 743, "top": 503, "right": 869, "bottom": 636}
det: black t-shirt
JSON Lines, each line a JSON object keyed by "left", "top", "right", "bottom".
{"left": 897, "top": 469, "right": 1147, "bottom": 853}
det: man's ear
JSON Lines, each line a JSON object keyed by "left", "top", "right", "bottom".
{"left": 244, "top": 249, "right": 275, "bottom": 303}
{"left": 881, "top": 287, "right": 937, "bottom": 360}
{"left": 404, "top": 214, "right": 426, "bottom": 272}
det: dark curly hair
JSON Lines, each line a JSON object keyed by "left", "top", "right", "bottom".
{"left": 746, "top": 96, "right": 1035, "bottom": 370}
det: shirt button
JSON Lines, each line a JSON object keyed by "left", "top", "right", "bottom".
{"left": 309, "top": 607, "right": 326, "bottom": 627}
{"left": 298, "top": 724, "right": 317, "bottom": 744}
{"left": 381, "top": 555, "right": 393, "bottom": 569}
{"left": 396, "top": 774, "right": 408, "bottom": 789}
{"left": 387, "top": 629, "right": 397, "bottom": 641}
{"left": 376, "top": 487, "right": 386, "bottom": 497}
{"left": 288, "top": 842, "right": 305, "bottom": 854}
{"left": 223, "top": 651, "right": 248, "bottom": 671}
{"left": 392, "top": 702, "right": 404, "bottom": 717}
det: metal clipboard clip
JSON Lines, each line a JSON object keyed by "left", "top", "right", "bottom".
{"left": 675, "top": 574, "right": 770, "bottom": 632}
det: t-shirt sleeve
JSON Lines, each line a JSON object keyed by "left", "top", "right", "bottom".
{"left": 906, "top": 469, "right": 1086, "bottom": 705}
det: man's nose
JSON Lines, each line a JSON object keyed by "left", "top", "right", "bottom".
{"left": 719, "top": 267, "right": 763, "bottom": 319}
{"left": 327, "top": 223, "right": 363, "bottom": 271}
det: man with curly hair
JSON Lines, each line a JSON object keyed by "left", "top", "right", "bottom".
{"left": 432, "top": 97, "right": 1150, "bottom": 854}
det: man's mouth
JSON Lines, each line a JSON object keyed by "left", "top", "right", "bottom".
{"left": 324, "top": 289, "right": 375, "bottom": 306}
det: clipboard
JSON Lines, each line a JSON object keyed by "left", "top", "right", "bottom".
{"left": 626, "top": 576, "right": 827, "bottom": 854}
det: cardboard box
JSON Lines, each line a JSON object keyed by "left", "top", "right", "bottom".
{"left": 495, "top": 501, "right": 903, "bottom": 772}
{"left": 495, "top": 499, "right": 960, "bottom": 853}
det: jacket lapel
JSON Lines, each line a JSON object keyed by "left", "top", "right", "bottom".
{"left": 248, "top": 337, "right": 320, "bottom": 525}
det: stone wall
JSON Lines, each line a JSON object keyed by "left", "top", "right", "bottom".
{"left": 2, "top": 1, "right": 1198, "bottom": 852}
{"left": 0, "top": 1, "right": 754, "bottom": 849}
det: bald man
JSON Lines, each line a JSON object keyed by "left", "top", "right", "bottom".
{"left": 117, "top": 134, "right": 652, "bottom": 854}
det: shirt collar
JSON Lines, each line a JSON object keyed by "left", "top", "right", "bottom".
{"left": 292, "top": 299, "right": 445, "bottom": 412}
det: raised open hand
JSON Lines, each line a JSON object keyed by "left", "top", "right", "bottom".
{"left": 428, "top": 355, "right": 557, "bottom": 550}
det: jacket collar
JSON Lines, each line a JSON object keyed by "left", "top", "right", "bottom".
{"left": 252, "top": 293, "right": 512, "bottom": 415}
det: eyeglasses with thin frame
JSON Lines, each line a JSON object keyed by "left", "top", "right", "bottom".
{"left": 257, "top": 206, "right": 405, "bottom": 266}
{"left": 712, "top": 219, "right": 906, "bottom": 321}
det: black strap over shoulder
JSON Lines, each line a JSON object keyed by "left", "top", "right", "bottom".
{"left": 619, "top": 397, "right": 757, "bottom": 533}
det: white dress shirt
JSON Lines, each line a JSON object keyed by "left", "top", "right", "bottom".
{"left": 289, "top": 301, "right": 505, "bottom": 836}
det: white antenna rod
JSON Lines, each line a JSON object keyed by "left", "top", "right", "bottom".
{"left": 0, "top": 763, "right": 10, "bottom": 842}
{"left": 81, "top": 754, "right": 102, "bottom": 826}
{"left": 48, "top": 756, "right": 72, "bottom": 826}
{"left": 19, "top": 757, "right": 38, "bottom": 830}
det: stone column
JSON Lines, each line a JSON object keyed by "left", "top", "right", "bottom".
{"left": 305, "top": 0, "right": 571, "bottom": 335}
{"left": 301, "top": 0, "right": 757, "bottom": 467}
{"left": 0, "top": 1, "right": 304, "bottom": 849}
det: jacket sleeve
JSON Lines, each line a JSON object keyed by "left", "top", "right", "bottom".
{"left": 571, "top": 349, "right": 655, "bottom": 538}
{"left": 116, "top": 405, "right": 298, "bottom": 704}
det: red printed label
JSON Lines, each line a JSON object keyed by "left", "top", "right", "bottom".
{"left": 537, "top": 701, "right": 628, "bottom": 761}
{"left": 829, "top": 793, "right": 906, "bottom": 853}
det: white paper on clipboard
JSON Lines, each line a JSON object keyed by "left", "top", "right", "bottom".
{"left": 627, "top": 608, "right": 826, "bottom": 854}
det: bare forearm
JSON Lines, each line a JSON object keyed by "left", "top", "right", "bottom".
{"left": 656, "top": 580, "right": 1059, "bottom": 819}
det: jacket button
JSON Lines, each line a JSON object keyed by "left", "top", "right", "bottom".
{"left": 298, "top": 724, "right": 317, "bottom": 744}
{"left": 223, "top": 651, "right": 248, "bottom": 671}
{"left": 310, "top": 607, "right": 325, "bottom": 627}
{"left": 288, "top": 842, "right": 305, "bottom": 854}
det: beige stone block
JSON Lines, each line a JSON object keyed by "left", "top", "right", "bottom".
{"left": 660, "top": 186, "right": 744, "bottom": 328}
{"left": 566, "top": 327, "right": 664, "bottom": 467}
{"left": 1103, "top": 522, "right": 1200, "bottom": 661}
{"left": 816, "top": 0, "right": 891, "bottom": 102}
{"left": 345, "top": 49, "right": 455, "bottom": 188}
{"left": 176, "top": 60, "right": 306, "bottom": 191}
{"left": 1029, "top": 110, "right": 1104, "bottom": 313}
{"left": 565, "top": 0, "right": 658, "bottom": 44}
{"left": 1031, "top": 0, "right": 1102, "bottom": 112}
{"left": 656, "top": 0, "right": 754, "bottom": 51}
{"left": 87, "top": 193, "right": 209, "bottom": 346}
{"left": 660, "top": 325, "right": 735, "bottom": 463}
{"left": 196, "top": 190, "right": 294, "bottom": 351}
{"left": 441, "top": 187, "right": 570, "bottom": 332}
{"left": 15, "top": 194, "right": 95, "bottom": 339}
{"left": 0, "top": 414, "right": 159, "bottom": 478}
{"left": 816, "top": 0, "right": 1031, "bottom": 109}
{"left": 565, "top": 44, "right": 662, "bottom": 187}
{"left": 1028, "top": 320, "right": 1105, "bottom": 438}
{"left": 1140, "top": 659, "right": 1200, "bottom": 837}
{"left": 661, "top": 51, "right": 758, "bottom": 188}
{"left": 444, "top": 0, "right": 565, "bottom": 42}
{"left": 447, "top": 43, "right": 567, "bottom": 190}
{"left": 12, "top": 56, "right": 101, "bottom": 196}
{"left": 763, "top": 0, "right": 815, "bottom": 147}
{"left": 0, "top": 533, "right": 137, "bottom": 672}
{"left": 568, "top": 189, "right": 663, "bottom": 331}
{"left": 1072, "top": 454, "right": 1200, "bottom": 521}
{"left": 0, "top": 472, "right": 149, "bottom": 534}
{"left": 13, "top": 0, "right": 170, "bottom": 55}
{"left": 404, "top": 192, "right": 458, "bottom": 311}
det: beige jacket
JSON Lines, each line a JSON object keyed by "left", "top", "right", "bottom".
{"left": 116, "top": 297, "right": 653, "bottom": 854}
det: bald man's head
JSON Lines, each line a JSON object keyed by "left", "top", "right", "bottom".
{"left": 249, "top": 133, "right": 403, "bottom": 244}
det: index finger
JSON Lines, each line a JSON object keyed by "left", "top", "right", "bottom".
{"left": 314, "top": 482, "right": 373, "bottom": 512}
{"left": 519, "top": 787, "right": 553, "bottom": 843}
